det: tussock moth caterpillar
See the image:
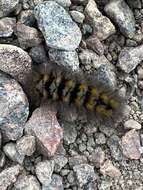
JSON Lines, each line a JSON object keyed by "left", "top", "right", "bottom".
{"left": 36, "top": 63, "right": 125, "bottom": 123}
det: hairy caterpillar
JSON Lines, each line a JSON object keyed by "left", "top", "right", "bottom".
{"left": 36, "top": 63, "right": 124, "bottom": 123}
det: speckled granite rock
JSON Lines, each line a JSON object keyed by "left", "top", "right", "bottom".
{"left": 0, "top": 71, "right": 29, "bottom": 140}
{"left": 34, "top": 1, "right": 82, "bottom": 50}
{"left": 0, "top": 17, "right": 16, "bottom": 37}
{"left": 105, "top": 0, "right": 135, "bottom": 38}
{"left": 25, "top": 104, "right": 63, "bottom": 156}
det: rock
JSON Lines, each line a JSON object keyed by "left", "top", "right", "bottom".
{"left": 84, "top": 0, "right": 115, "bottom": 40}
{"left": 18, "top": 10, "right": 35, "bottom": 26}
{"left": 52, "top": 0, "right": 71, "bottom": 7}
{"left": 25, "top": 104, "right": 63, "bottom": 156}
{"left": 105, "top": 0, "right": 136, "bottom": 38}
{"left": 118, "top": 45, "right": 143, "bottom": 73}
{"left": 0, "top": 17, "right": 16, "bottom": 37}
{"left": 73, "top": 164, "right": 96, "bottom": 187}
{"left": 16, "top": 135, "right": 36, "bottom": 156}
{"left": 0, "top": 165, "right": 23, "bottom": 190}
{"left": 3, "top": 142, "right": 25, "bottom": 164}
{"left": 94, "top": 133, "right": 106, "bottom": 145}
{"left": 0, "top": 71, "right": 29, "bottom": 140}
{"left": 0, "top": 0, "right": 19, "bottom": 18}
{"left": 127, "top": 0, "right": 142, "bottom": 9}
{"left": 35, "top": 160, "right": 55, "bottom": 185}
{"left": 124, "top": 119, "right": 141, "bottom": 130}
{"left": 85, "top": 35, "right": 104, "bottom": 55}
{"left": 100, "top": 160, "right": 121, "bottom": 177}
{"left": 70, "top": 10, "right": 85, "bottom": 23}
{"left": 79, "top": 49, "right": 116, "bottom": 89}
{"left": 49, "top": 49, "right": 79, "bottom": 71}
{"left": 0, "top": 44, "right": 32, "bottom": 86}
{"left": 89, "top": 147, "right": 105, "bottom": 168}
{"left": 42, "top": 174, "right": 64, "bottom": 190}
{"left": 13, "top": 174, "right": 41, "bottom": 190}
{"left": 0, "top": 132, "right": 2, "bottom": 148}
{"left": 17, "top": 23, "right": 42, "bottom": 49}
{"left": 120, "top": 129, "right": 141, "bottom": 159}
{"left": 34, "top": 1, "right": 82, "bottom": 50}
{"left": 62, "top": 122, "right": 77, "bottom": 145}
{"left": 69, "top": 155, "right": 88, "bottom": 168}
{"left": 54, "top": 155, "right": 68, "bottom": 172}
{"left": 0, "top": 151, "right": 6, "bottom": 168}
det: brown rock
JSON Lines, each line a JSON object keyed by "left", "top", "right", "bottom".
{"left": 100, "top": 160, "right": 121, "bottom": 177}
{"left": 120, "top": 129, "right": 141, "bottom": 159}
{"left": 25, "top": 104, "right": 63, "bottom": 156}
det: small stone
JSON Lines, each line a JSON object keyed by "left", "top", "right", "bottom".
{"left": 42, "top": 174, "right": 64, "bottom": 190}
{"left": 0, "top": 44, "right": 32, "bottom": 87}
{"left": 70, "top": 10, "right": 85, "bottom": 23}
{"left": 3, "top": 142, "right": 25, "bottom": 164}
{"left": 0, "top": 165, "right": 23, "bottom": 190}
{"left": 137, "top": 66, "right": 143, "bottom": 79}
{"left": 17, "top": 23, "right": 42, "bottom": 49}
{"left": 0, "top": 0, "right": 19, "bottom": 18}
{"left": 120, "top": 129, "right": 141, "bottom": 159}
{"left": 105, "top": 0, "right": 135, "bottom": 38}
{"left": 18, "top": 10, "right": 35, "bottom": 26}
{"left": 118, "top": 45, "right": 143, "bottom": 73}
{"left": 124, "top": 119, "right": 141, "bottom": 130}
{"left": 127, "top": 0, "right": 142, "bottom": 9}
{"left": 25, "top": 105, "right": 63, "bottom": 156}
{"left": 54, "top": 155, "right": 68, "bottom": 172}
{"left": 13, "top": 174, "right": 41, "bottom": 190}
{"left": 16, "top": 135, "right": 36, "bottom": 156}
{"left": 0, "top": 151, "right": 6, "bottom": 168}
{"left": 85, "top": 0, "right": 115, "bottom": 40}
{"left": 34, "top": 1, "right": 82, "bottom": 50}
{"left": 89, "top": 147, "right": 105, "bottom": 168}
{"left": 85, "top": 35, "right": 104, "bottom": 55}
{"left": 0, "top": 71, "right": 29, "bottom": 140}
{"left": 0, "top": 17, "right": 16, "bottom": 37}
{"left": 49, "top": 49, "right": 80, "bottom": 71}
{"left": 73, "top": 164, "right": 96, "bottom": 187}
{"left": 53, "top": 0, "right": 71, "bottom": 7}
{"left": 100, "top": 160, "right": 121, "bottom": 177}
{"left": 62, "top": 122, "right": 77, "bottom": 145}
{"left": 94, "top": 133, "right": 106, "bottom": 145}
{"left": 35, "top": 160, "right": 55, "bottom": 186}
{"left": 69, "top": 155, "right": 88, "bottom": 168}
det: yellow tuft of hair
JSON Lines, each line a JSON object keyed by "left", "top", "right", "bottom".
{"left": 100, "top": 94, "right": 109, "bottom": 104}
{"left": 109, "top": 99, "right": 119, "bottom": 109}
{"left": 79, "top": 83, "right": 87, "bottom": 90}
{"left": 65, "top": 80, "right": 73, "bottom": 88}
{"left": 95, "top": 105, "right": 112, "bottom": 117}
{"left": 43, "top": 74, "right": 49, "bottom": 83}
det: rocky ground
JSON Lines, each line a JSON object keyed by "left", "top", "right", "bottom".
{"left": 0, "top": 0, "right": 143, "bottom": 189}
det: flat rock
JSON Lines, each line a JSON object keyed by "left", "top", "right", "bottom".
{"left": 49, "top": 49, "right": 80, "bottom": 71}
{"left": 0, "top": 165, "right": 23, "bottom": 190}
{"left": 118, "top": 45, "right": 143, "bottom": 73}
{"left": 85, "top": 0, "right": 115, "bottom": 40}
{"left": 120, "top": 129, "right": 141, "bottom": 159}
{"left": 105, "top": 0, "right": 135, "bottom": 38}
{"left": 0, "top": 17, "right": 16, "bottom": 37}
{"left": 34, "top": 1, "right": 82, "bottom": 50}
{"left": 0, "top": 0, "right": 19, "bottom": 18}
{"left": 25, "top": 104, "right": 63, "bottom": 156}
{"left": 124, "top": 119, "right": 141, "bottom": 130}
{"left": 0, "top": 71, "right": 29, "bottom": 140}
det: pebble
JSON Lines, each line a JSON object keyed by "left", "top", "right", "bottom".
{"left": 118, "top": 45, "right": 143, "bottom": 73}
{"left": 18, "top": 10, "right": 35, "bottom": 26}
{"left": 85, "top": 0, "right": 115, "bottom": 40}
{"left": 94, "top": 133, "right": 106, "bottom": 145}
{"left": 105, "top": 0, "right": 136, "bottom": 38}
{"left": 0, "top": 17, "right": 16, "bottom": 37}
{"left": 70, "top": 10, "right": 85, "bottom": 23}
{"left": 68, "top": 155, "right": 88, "bottom": 168}
{"left": 0, "top": 151, "right": 6, "bottom": 168}
{"left": 127, "top": 0, "right": 142, "bottom": 9}
{"left": 137, "top": 66, "right": 143, "bottom": 79}
{"left": 49, "top": 49, "right": 80, "bottom": 71}
{"left": 124, "top": 119, "right": 141, "bottom": 130}
{"left": 0, "top": 71, "right": 29, "bottom": 140}
{"left": 16, "top": 23, "right": 42, "bottom": 49}
{"left": 16, "top": 135, "right": 36, "bottom": 156}
{"left": 42, "top": 174, "right": 64, "bottom": 190}
{"left": 35, "top": 160, "right": 55, "bottom": 185}
{"left": 25, "top": 104, "right": 63, "bottom": 156}
{"left": 0, "top": 44, "right": 32, "bottom": 87}
{"left": 13, "top": 174, "right": 41, "bottom": 190}
{"left": 0, "top": 165, "right": 23, "bottom": 190}
{"left": 120, "top": 129, "right": 141, "bottom": 159}
{"left": 54, "top": 155, "right": 68, "bottom": 172}
{"left": 100, "top": 160, "right": 121, "bottom": 177}
{"left": 0, "top": 0, "right": 19, "bottom": 18}
{"left": 3, "top": 142, "right": 25, "bottom": 164}
{"left": 73, "top": 164, "right": 96, "bottom": 187}
{"left": 52, "top": 0, "right": 71, "bottom": 7}
{"left": 34, "top": 1, "right": 82, "bottom": 50}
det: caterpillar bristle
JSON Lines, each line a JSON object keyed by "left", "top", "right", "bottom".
{"left": 36, "top": 63, "right": 125, "bottom": 123}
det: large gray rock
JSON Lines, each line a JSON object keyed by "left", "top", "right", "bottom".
{"left": 0, "top": 71, "right": 29, "bottom": 140}
{"left": 105, "top": 0, "right": 136, "bottom": 38}
{"left": 34, "top": 1, "right": 82, "bottom": 50}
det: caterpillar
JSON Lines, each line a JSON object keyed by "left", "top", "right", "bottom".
{"left": 36, "top": 63, "right": 125, "bottom": 123}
